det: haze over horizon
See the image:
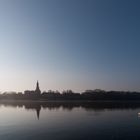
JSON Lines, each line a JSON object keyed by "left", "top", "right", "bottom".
{"left": 0, "top": 0, "right": 140, "bottom": 92}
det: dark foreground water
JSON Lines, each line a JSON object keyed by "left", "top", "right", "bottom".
{"left": 0, "top": 101, "right": 140, "bottom": 140}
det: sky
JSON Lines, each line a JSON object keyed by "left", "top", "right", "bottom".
{"left": 0, "top": 0, "right": 140, "bottom": 92}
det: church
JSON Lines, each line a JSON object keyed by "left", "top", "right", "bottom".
{"left": 24, "top": 81, "right": 41, "bottom": 96}
{"left": 35, "top": 81, "right": 41, "bottom": 95}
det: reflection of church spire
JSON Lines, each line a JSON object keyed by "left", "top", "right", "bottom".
{"left": 36, "top": 106, "right": 41, "bottom": 120}
{"left": 35, "top": 80, "right": 41, "bottom": 95}
{"left": 24, "top": 103, "right": 41, "bottom": 120}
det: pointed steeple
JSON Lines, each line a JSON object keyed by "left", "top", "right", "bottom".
{"left": 35, "top": 80, "right": 41, "bottom": 95}
{"left": 36, "top": 80, "right": 39, "bottom": 90}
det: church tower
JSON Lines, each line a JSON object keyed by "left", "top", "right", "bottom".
{"left": 35, "top": 81, "right": 41, "bottom": 95}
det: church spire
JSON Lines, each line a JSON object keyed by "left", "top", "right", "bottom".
{"left": 35, "top": 80, "right": 41, "bottom": 95}
{"left": 36, "top": 80, "right": 39, "bottom": 89}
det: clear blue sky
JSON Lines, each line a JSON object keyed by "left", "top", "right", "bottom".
{"left": 0, "top": 0, "right": 140, "bottom": 92}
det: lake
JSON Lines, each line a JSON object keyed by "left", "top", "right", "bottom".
{"left": 0, "top": 101, "right": 140, "bottom": 140}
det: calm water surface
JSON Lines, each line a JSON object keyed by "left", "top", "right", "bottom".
{"left": 0, "top": 101, "right": 140, "bottom": 140}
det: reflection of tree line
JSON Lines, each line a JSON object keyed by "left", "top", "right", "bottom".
{"left": 1, "top": 101, "right": 140, "bottom": 119}
{"left": 2, "top": 89, "right": 140, "bottom": 100}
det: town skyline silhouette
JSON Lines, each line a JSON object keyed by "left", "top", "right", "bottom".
{"left": 0, "top": 81, "right": 140, "bottom": 101}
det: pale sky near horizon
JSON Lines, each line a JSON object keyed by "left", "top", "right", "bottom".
{"left": 0, "top": 0, "right": 140, "bottom": 92}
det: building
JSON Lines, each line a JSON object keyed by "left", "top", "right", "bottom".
{"left": 24, "top": 81, "right": 41, "bottom": 96}
{"left": 35, "top": 81, "right": 41, "bottom": 95}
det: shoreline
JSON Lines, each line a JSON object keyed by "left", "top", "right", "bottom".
{"left": 1, "top": 99, "right": 140, "bottom": 103}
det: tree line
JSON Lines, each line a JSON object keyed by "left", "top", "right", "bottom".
{"left": 1, "top": 89, "right": 140, "bottom": 100}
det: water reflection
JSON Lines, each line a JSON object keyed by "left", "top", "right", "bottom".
{"left": 24, "top": 104, "right": 41, "bottom": 120}
{"left": 1, "top": 101, "right": 140, "bottom": 120}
